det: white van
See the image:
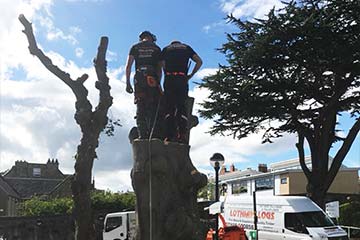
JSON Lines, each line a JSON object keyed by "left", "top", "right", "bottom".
{"left": 103, "top": 211, "right": 136, "bottom": 240}
{"left": 221, "top": 195, "right": 348, "bottom": 240}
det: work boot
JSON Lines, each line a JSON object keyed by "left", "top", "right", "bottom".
{"left": 177, "top": 133, "right": 187, "bottom": 144}
{"left": 164, "top": 137, "right": 174, "bottom": 143}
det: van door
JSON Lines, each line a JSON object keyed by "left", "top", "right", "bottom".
{"left": 103, "top": 214, "right": 127, "bottom": 240}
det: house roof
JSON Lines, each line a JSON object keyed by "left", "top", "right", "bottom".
{"left": 49, "top": 175, "right": 73, "bottom": 195}
{"left": 269, "top": 155, "right": 348, "bottom": 171}
{"left": 4, "top": 177, "right": 63, "bottom": 199}
{"left": 220, "top": 168, "right": 260, "bottom": 182}
{"left": 4, "top": 159, "right": 65, "bottom": 179}
{"left": 0, "top": 175, "right": 20, "bottom": 199}
{"left": 220, "top": 166, "right": 360, "bottom": 184}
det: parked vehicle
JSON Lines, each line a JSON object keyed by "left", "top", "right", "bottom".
{"left": 220, "top": 195, "right": 348, "bottom": 240}
{"left": 103, "top": 211, "right": 136, "bottom": 240}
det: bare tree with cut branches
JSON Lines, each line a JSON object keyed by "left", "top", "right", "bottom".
{"left": 19, "top": 14, "right": 113, "bottom": 240}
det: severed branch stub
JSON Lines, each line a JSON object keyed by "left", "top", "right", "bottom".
{"left": 19, "top": 14, "right": 113, "bottom": 240}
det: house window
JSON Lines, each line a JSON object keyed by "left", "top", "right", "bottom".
{"left": 33, "top": 168, "right": 41, "bottom": 177}
{"left": 232, "top": 181, "right": 248, "bottom": 194}
{"left": 281, "top": 177, "right": 288, "bottom": 184}
{"left": 255, "top": 176, "right": 274, "bottom": 191}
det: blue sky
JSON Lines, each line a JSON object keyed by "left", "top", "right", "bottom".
{"left": 1, "top": 0, "right": 359, "bottom": 191}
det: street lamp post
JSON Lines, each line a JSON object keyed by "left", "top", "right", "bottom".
{"left": 210, "top": 153, "right": 225, "bottom": 240}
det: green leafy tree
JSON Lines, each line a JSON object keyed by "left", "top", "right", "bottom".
{"left": 19, "top": 191, "right": 136, "bottom": 216}
{"left": 200, "top": 0, "right": 360, "bottom": 208}
{"left": 198, "top": 181, "right": 215, "bottom": 200}
{"left": 91, "top": 191, "right": 136, "bottom": 212}
{"left": 339, "top": 200, "right": 360, "bottom": 227}
{"left": 20, "top": 197, "right": 73, "bottom": 216}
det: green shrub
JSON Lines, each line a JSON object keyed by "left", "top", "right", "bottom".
{"left": 91, "top": 190, "right": 136, "bottom": 212}
{"left": 339, "top": 201, "right": 360, "bottom": 227}
{"left": 20, "top": 197, "right": 73, "bottom": 216}
{"left": 19, "top": 191, "right": 136, "bottom": 216}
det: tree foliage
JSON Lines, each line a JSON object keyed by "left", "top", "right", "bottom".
{"left": 198, "top": 181, "right": 215, "bottom": 200}
{"left": 20, "top": 197, "right": 73, "bottom": 216}
{"left": 339, "top": 200, "right": 360, "bottom": 227}
{"left": 91, "top": 191, "right": 136, "bottom": 212}
{"left": 19, "top": 191, "right": 136, "bottom": 217}
{"left": 200, "top": 0, "right": 360, "bottom": 208}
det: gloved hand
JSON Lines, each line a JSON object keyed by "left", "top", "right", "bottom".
{"left": 186, "top": 74, "right": 194, "bottom": 82}
{"left": 126, "top": 84, "right": 134, "bottom": 93}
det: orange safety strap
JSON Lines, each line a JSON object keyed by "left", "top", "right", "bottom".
{"left": 166, "top": 72, "right": 186, "bottom": 76}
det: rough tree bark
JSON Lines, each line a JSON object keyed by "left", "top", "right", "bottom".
{"left": 19, "top": 14, "right": 113, "bottom": 240}
{"left": 129, "top": 97, "right": 207, "bottom": 240}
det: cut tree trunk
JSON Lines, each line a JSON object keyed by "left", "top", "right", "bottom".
{"left": 19, "top": 14, "right": 113, "bottom": 240}
{"left": 130, "top": 96, "right": 207, "bottom": 240}
{"left": 131, "top": 139, "right": 207, "bottom": 240}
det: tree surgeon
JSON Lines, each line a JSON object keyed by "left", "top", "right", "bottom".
{"left": 161, "top": 40, "right": 202, "bottom": 143}
{"left": 125, "top": 31, "right": 162, "bottom": 139}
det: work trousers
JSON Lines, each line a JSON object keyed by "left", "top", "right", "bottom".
{"left": 163, "top": 75, "right": 188, "bottom": 140}
{"left": 135, "top": 85, "right": 161, "bottom": 139}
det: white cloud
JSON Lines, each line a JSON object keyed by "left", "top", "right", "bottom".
{"left": 202, "top": 21, "right": 226, "bottom": 33}
{"left": 0, "top": 0, "right": 305, "bottom": 193}
{"left": 194, "top": 68, "right": 218, "bottom": 79}
{"left": 65, "top": 0, "right": 104, "bottom": 2}
{"left": 0, "top": 0, "right": 53, "bottom": 80}
{"left": 106, "top": 50, "right": 118, "bottom": 62}
{"left": 188, "top": 86, "right": 298, "bottom": 169}
{"left": 203, "top": 0, "right": 284, "bottom": 34}
{"left": 46, "top": 29, "right": 78, "bottom": 45}
{"left": 219, "top": 0, "right": 285, "bottom": 20}
{"left": 203, "top": 25, "right": 211, "bottom": 33}
{"left": 0, "top": 0, "right": 136, "bottom": 192}
{"left": 69, "top": 26, "right": 82, "bottom": 34}
{"left": 35, "top": 15, "right": 79, "bottom": 45}
{"left": 220, "top": 0, "right": 242, "bottom": 15}
{"left": 93, "top": 169, "right": 132, "bottom": 193}
{"left": 75, "top": 47, "right": 84, "bottom": 58}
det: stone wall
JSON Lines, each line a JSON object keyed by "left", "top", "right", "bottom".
{"left": 0, "top": 215, "right": 75, "bottom": 240}
{"left": 0, "top": 213, "right": 107, "bottom": 240}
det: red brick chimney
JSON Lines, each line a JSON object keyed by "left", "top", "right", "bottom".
{"left": 220, "top": 166, "right": 227, "bottom": 175}
{"left": 258, "top": 163, "right": 268, "bottom": 173}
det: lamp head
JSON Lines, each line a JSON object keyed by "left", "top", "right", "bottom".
{"left": 210, "top": 153, "right": 225, "bottom": 168}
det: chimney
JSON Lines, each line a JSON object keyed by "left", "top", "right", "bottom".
{"left": 230, "top": 164, "right": 236, "bottom": 172}
{"left": 258, "top": 163, "right": 268, "bottom": 173}
{"left": 220, "top": 166, "right": 227, "bottom": 175}
{"left": 15, "top": 160, "right": 28, "bottom": 177}
{"left": 47, "top": 158, "right": 59, "bottom": 169}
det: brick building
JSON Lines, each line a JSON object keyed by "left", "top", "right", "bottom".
{"left": 219, "top": 156, "right": 359, "bottom": 203}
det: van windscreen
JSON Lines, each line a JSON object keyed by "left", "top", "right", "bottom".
{"left": 285, "top": 211, "right": 334, "bottom": 233}
{"left": 105, "top": 216, "right": 122, "bottom": 232}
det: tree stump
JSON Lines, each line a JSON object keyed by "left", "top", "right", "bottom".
{"left": 130, "top": 96, "right": 207, "bottom": 240}
{"left": 131, "top": 140, "right": 207, "bottom": 240}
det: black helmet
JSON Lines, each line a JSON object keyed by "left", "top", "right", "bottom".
{"left": 139, "top": 31, "right": 157, "bottom": 42}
